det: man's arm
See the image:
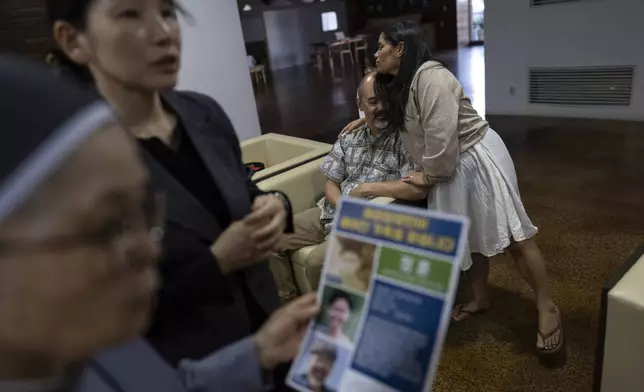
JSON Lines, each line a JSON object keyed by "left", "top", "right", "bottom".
{"left": 350, "top": 128, "right": 431, "bottom": 202}
{"left": 349, "top": 180, "right": 428, "bottom": 201}
{"left": 324, "top": 179, "right": 342, "bottom": 208}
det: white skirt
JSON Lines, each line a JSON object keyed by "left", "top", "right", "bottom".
{"left": 429, "top": 129, "right": 538, "bottom": 270}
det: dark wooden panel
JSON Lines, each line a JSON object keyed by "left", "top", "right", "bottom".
{"left": 0, "top": 0, "right": 52, "bottom": 62}
{"left": 347, "top": 0, "right": 458, "bottom": 51}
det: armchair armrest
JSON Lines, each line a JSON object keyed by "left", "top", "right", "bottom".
{"left": 371, "top": 197, "right": 396, "bottom": 205}
{"left": 257, "top": 157, "right": 327, "bottom": 214}
{"left": 241, "top": 134, "right": 331, "bottom": 183}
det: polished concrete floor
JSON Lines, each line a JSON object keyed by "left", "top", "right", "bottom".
{"left": 253, "top": 47, "right": 644, "bottom": 392}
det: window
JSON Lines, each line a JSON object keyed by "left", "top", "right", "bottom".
{"left": 321, "top": 12, "right": 338, "bottom": 32}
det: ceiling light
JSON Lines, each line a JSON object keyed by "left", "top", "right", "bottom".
{"left": 242, "top": 4, "right": 252, "bottom": 11}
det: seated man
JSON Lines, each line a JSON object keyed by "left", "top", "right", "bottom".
{"left": 269, "top": 72, "right": 428, "bottom": 301}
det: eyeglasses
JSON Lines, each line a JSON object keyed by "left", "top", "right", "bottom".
{"left": 0, "top": 191, "right": 166, "bottom": 256}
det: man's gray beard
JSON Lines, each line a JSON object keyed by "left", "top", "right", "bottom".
{"left": 374, "top": 119, "right": 390, "bottom": 130}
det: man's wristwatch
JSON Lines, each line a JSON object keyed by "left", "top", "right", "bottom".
{"left": 270, "top": 191, "right": 291, "bottom": 216}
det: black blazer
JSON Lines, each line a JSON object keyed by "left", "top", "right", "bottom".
{"left": 143, "top": 90, "right": 289, "bottom": 366}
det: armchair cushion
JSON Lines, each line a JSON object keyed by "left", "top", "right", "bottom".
{"left": 292, "top": 244, "right": 325, "bottom": 294}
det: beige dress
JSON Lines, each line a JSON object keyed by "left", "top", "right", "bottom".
{"left": 400, "top": 61, "right": 538, "bottom": 270}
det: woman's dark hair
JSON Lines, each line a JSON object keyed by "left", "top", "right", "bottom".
{"left": 46, "top": 0, "right": 93, "bottom": 28}
{"left": 328, "top": 290, "right": 353, "bottom": 311}
{"left": 45, "top": 0, "right": 95, "bottom": 84}
{"left": 375, "top": 21, "right": 433, "bottom": 131}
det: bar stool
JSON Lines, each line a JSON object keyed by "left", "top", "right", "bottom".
{"left": 328, "top": 41, "right": 354, "bottom": 74}
{"left": 250, "top": 65, "right": 267, "bottom": 86}
{"left": 353, "top": 38, "right": 368, "bottom": 63}
{"left": 339, "top": 41, "right": 355, "bottom": 67}
{"left": 311, "top": 43, "right": 327, "bottom": 70}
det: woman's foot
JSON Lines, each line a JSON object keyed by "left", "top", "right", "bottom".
{"left": 453, "top": 254, "right": 491, "bottom": 322}
{"left": 452, "top": 300, "right": 490, "bottom": 322}
{"left": 536, "top": 305, "right": 564, "bottom": 353}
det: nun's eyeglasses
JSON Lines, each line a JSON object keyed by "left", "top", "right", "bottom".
{"left": 0, "top": 193, "right": 165, "bottom": 255}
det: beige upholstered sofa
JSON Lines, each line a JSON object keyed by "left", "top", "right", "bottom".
{"left": 240, "top": 133, "right": 331, "bottom": 183}
{"left": 258, "top": 158, "right": 394, "bottom": 294}
{"left": 595, "top": 244, "right": 644, "bottom": 392}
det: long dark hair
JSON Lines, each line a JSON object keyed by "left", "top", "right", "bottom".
{"left": 375, "top": 21, "right": 433, "bottom": 131}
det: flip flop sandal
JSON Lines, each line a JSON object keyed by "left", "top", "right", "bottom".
{"left": 536, "top": 306, "right": 565, "bottom": 354}
{"left": 451, "top": 304, "right": 489, "bottom": 322}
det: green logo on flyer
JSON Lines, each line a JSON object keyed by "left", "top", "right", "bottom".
{"left": 377, "top": 247, "right": 452, "bottom": 294}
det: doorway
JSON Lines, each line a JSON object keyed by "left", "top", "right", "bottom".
{"left": 470, "top": 0, "right": 484, "bottom": 44}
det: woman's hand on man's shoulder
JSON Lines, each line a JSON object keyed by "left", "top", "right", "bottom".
{"left": 339, "top": 118, "right": 367, "bottom": 139}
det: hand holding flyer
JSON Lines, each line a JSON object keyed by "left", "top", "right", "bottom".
{"left": 287, "top": 198, "right": 469, "bottom": 392}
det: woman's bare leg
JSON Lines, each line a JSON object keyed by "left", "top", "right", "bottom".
{"left": 453, "top": 253, "right": 490, "bottom": 321}
{"left": 508, "top": 238, "right": 562, "bottom": 351}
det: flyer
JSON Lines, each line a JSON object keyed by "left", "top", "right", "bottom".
{"left": 286, "top": 198, "right": 470, "bottom": 392}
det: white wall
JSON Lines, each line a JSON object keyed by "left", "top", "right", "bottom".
{"left": 485, "top": 0, "right": 644, "bottom": 121}
{"left": 177, "top": 0, "right": 261, "bottom": 141}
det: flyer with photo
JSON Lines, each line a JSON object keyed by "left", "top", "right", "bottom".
{"left": 287, "top": 198, "right": 469, "bottom": 392}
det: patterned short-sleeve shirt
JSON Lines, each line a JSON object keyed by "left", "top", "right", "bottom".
{"left": 318, "top": 124, "right": 420, "bottom": 233}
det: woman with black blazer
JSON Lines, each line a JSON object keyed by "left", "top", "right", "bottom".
{"left": 47, "top": 0, "right": 294, "bottom": 387}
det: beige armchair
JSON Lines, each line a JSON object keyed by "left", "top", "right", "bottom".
{"left": 258, "top": 159, "right": 394, "bottom": 294}
{"left": 595, "top": 244, "right": 644, "bottom": 392}
{"left": 240, "top": 133, "right": 331, "bottom": 183}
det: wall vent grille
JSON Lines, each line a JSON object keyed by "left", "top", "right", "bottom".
{"left": 529, "top": 66, "right": 634, "bottom": 106}
{"left": 532, "top": 0, "right": 593, "bottom": 6}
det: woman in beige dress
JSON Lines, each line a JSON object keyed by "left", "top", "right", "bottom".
{"left": 342, "top": 21, "right": 564, "bottom": 358}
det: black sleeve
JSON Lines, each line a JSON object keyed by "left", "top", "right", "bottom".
{"left": 155, "top": 223, "right": 233, "bottom": 316}
{"left": 185, "top": 91, "right": 294, "bottom": 233}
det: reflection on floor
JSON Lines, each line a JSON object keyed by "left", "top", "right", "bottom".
{"left": 253, "top": 47, "right": 644, "bottom": 392}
